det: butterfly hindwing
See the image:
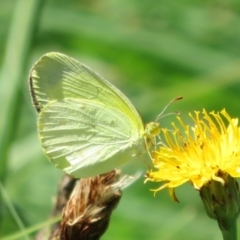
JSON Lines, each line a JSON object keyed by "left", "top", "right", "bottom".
{"left": 38, "top": 98, "right": 145, "bottom": 177}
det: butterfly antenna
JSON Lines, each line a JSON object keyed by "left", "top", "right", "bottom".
{"left": 155, "top": 96, "right": 183, "bottom": 122}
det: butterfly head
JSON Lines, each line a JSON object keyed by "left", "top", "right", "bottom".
{"left": 144, "top": 96, "right": 183, "bottom": 150}
{"left": 145, "top": 122, "right": 161, "bottom": 137}
{"left": 144, "top": 121, "right": 161, "bottom": 150}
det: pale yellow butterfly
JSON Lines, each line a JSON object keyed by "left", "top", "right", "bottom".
{"left": 29, "top": 52, "right": 180, "bottom": 178}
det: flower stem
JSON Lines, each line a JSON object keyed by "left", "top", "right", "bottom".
{"left": 220, "top": 217, "right": 237, "bottom": 240}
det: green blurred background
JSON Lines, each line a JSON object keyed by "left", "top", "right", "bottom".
{"left": 1, "top": 0, "right": 240, "bottom": 239}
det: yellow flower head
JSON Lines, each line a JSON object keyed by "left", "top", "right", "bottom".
{"left": 146, "top": 109, "right": 240, "bottom": 193}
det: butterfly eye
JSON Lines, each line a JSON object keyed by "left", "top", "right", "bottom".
{"left": 146, "top": 122, "right": 161, "bottom": 137}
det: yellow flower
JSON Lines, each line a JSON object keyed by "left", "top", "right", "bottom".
{"left": 145, "top": 109, "right": 240, "bottom": 193}
{"left": 146, "top": 108, "right": 240, "bottom": 239}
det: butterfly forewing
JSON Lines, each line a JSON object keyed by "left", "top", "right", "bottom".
{"left": 30, "top": 52, "right": 143, "bottom": 130}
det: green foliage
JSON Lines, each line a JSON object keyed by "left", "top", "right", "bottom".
{"left": 0, "top": 0, "right": 240, "bottom": 239}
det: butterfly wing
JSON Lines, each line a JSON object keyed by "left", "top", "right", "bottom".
{"left": 38, "top": 98, "right": 145, "bottom": 177}
{"left": 30, "top": 52, "right": 147, "bottom": 177}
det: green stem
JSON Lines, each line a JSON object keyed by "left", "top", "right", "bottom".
{"left": 219, "top": 217, "right": 237, "bottom": 240}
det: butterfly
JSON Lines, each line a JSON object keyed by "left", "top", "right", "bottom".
{"left": 29, "top": 52, "right": 179, "bottom": 178}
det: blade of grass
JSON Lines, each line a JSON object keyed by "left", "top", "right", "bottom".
{"left": 0, "top": 182, "right": 30, "bottom": 240}
{"left": 1, "top": 215, "right": 61, "bottom": 240}
{"left": 0, "top": 0, "right": 45, "bottom": 182}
